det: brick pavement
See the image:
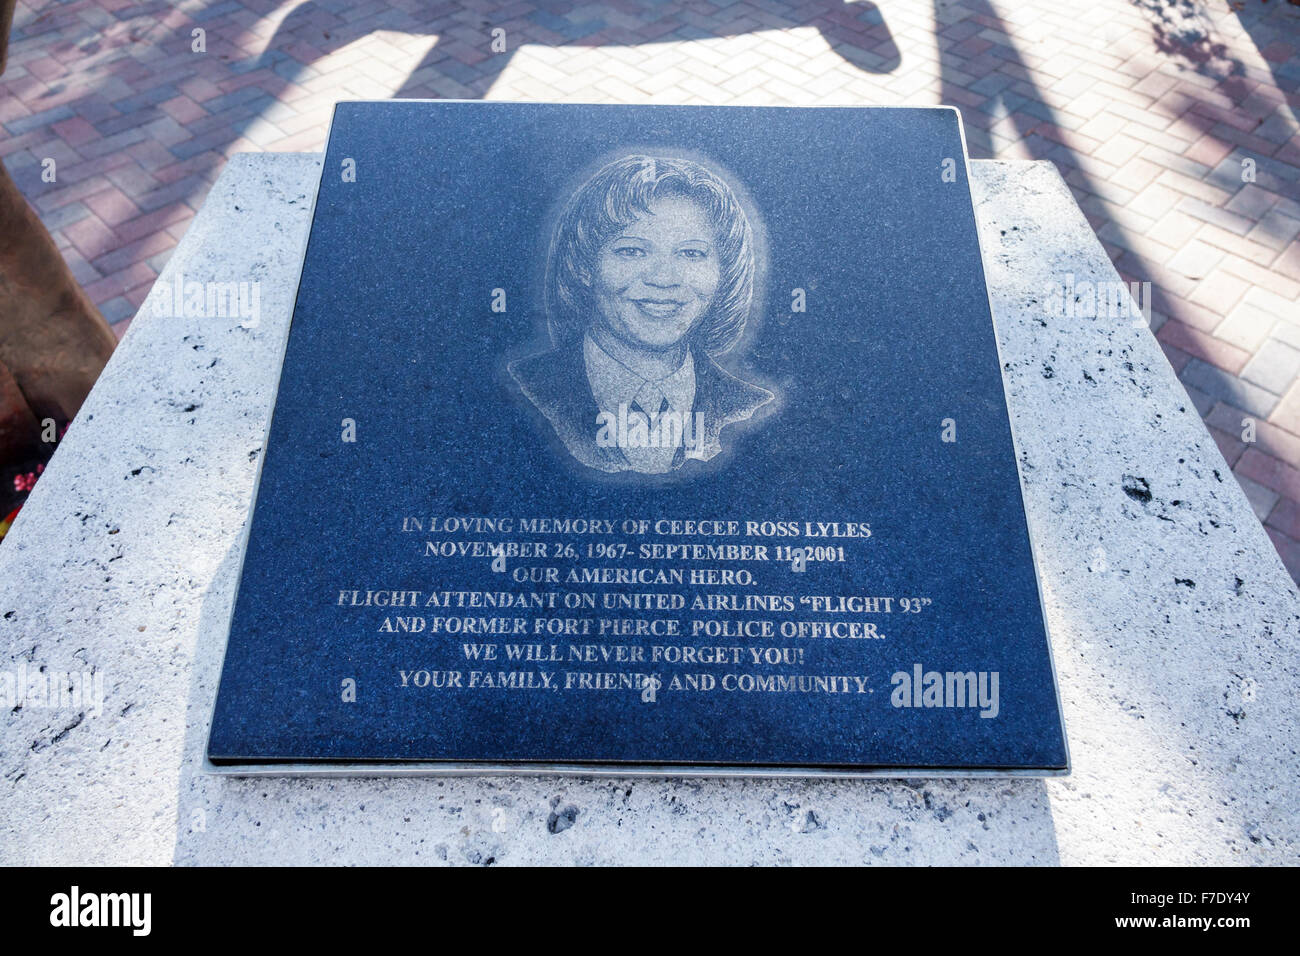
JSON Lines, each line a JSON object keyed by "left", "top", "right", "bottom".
{"left": 2, "top": 0, "right": 1299, "bottom": 581}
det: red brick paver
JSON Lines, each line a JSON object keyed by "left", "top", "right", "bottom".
{"left": 3, "top": 0, "right": 1299, "bottom": 582}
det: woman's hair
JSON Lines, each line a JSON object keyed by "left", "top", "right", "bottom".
{"left": 544, "top": 155, "right": 755, "bottom": 355}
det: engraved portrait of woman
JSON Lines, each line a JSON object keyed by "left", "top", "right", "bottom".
{"left": 509, "top": 154, "right": 773, "bottom": 475}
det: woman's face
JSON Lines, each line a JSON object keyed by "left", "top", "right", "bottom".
{"left": 592, "top": 195, "right": 721, "bottom": 352}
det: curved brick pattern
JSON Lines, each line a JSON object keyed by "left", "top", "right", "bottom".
{"left": 2, "top": 0, "right": 1299, "bottom": 580}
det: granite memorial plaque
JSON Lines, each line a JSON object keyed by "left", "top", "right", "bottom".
{"left": 207, "top": 101, "right": 1068, "bottom": 776}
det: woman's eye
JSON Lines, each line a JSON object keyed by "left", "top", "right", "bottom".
{"left": 679, "top": 248, "right": 707, "bottom": 260}
{"left": 614, "top": 246, "right": 646, "bottom": 258}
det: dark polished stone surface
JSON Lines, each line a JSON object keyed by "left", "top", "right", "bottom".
{"left": 208, "top": 102, "right": 1067, "bottom": 772}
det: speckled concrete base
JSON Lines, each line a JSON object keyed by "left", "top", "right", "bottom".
{"left": 1, "top": 155, "right": 1296, "bottom": 865}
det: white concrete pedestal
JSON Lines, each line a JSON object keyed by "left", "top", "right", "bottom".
{"left": 1, "top": 155, "right": 1296, "bottom": 865}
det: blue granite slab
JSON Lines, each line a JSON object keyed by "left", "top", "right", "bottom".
{"left": 207, "top": 102, "right": 1068, "bottom": 773}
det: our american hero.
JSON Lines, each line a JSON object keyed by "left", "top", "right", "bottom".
{"left": 510, "top": 155, "right": 773, "bottom": 474}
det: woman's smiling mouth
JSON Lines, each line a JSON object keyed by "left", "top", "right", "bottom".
{"left": 632, "top": 298, "right": 686, "bottom": 318}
